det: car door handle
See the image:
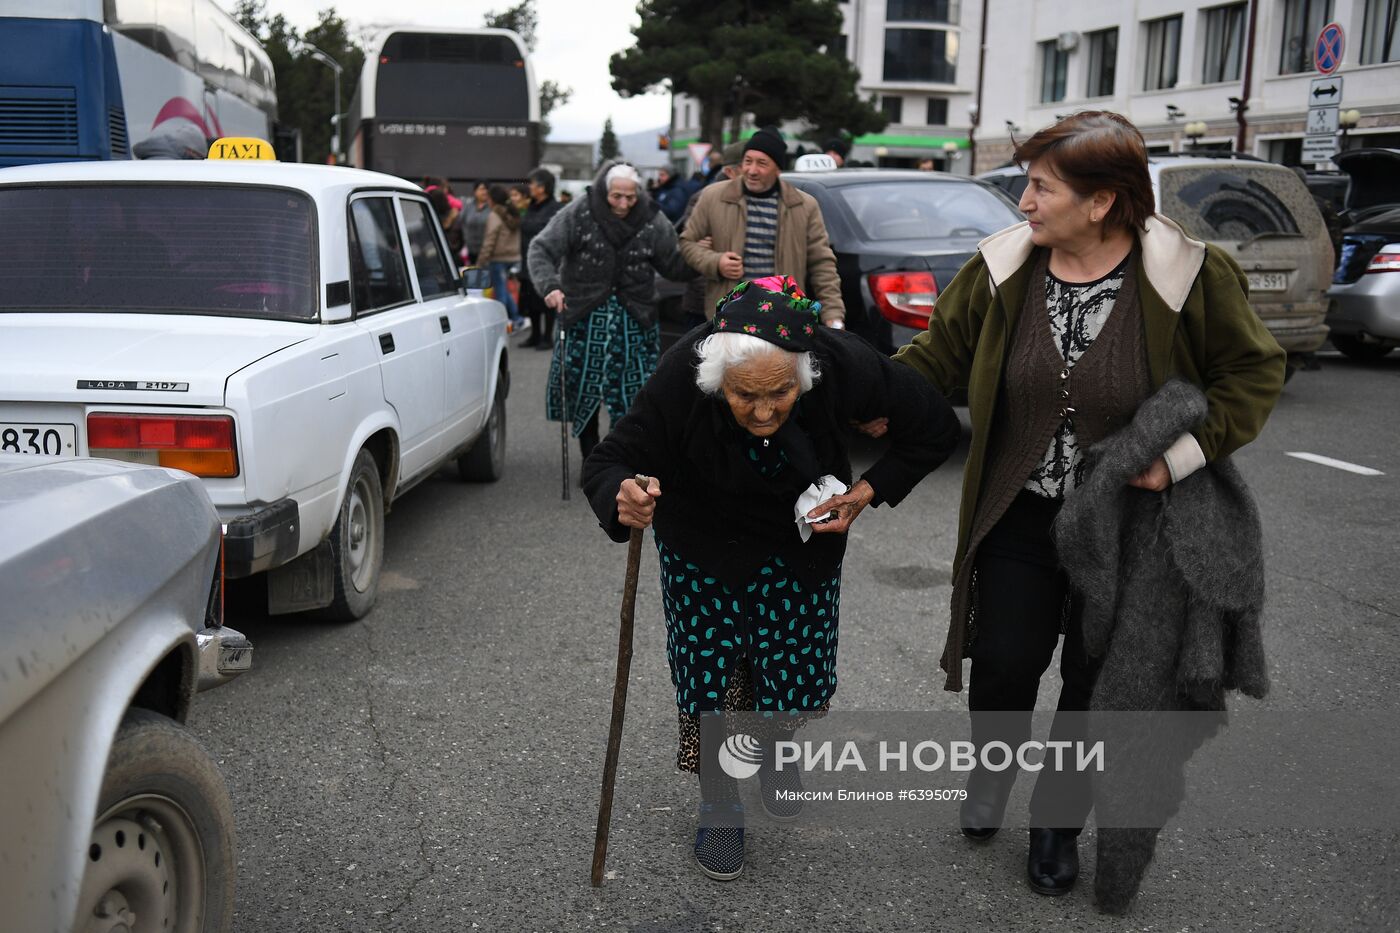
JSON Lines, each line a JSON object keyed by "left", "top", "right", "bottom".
{"left": 379, "top": 333, "right": 395, "bottom": 354}
{"left": 440, "top": 316, "right": 451, "bottom": 333}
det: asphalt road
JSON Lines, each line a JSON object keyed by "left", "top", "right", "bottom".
{"left": 193, "top": 343, "right": 1400, "bottom": 932}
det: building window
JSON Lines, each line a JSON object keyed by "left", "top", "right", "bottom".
{"left": 927, "top": 97, "right": 948, "bottom": 125}
{"left": 1039, "top": 39, "right": 1068, "bottom": 103}
{"left": 1361, "top": 0, "right": 1400, "bottom": 64}
{"left": 1142, "top": 15, "right": 1182, "bottom": 91}
{"left": 1202, "top": 3, "right": 1247, "bottom": 83}
{"left": 886, "top": 0, "right": 959, "bottom": 24}
{"left": 1279, "top": 0, "right": 1333, "bottom": 74}
{"left": 883, "top": 28, "right": 958, "bottom": 82}
{"left": 1085, "top": 28, "right": 1118, "bottom": 97}
{"left": 881, "top": 95, "right": 904, "bottom": 123}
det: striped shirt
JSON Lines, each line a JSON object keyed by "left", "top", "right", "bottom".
{"left": 743, "top": 187, "right": 779, "bottom": 277}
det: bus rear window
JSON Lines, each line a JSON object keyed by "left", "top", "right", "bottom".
{"left": 0, "top": 185, "right": 317, "bottom": 320}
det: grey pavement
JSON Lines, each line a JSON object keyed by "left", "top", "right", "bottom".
{"left": 193, "top": 342, "right": 1400, "bottom": 932}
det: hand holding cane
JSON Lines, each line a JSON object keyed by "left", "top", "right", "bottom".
{"left": 590, "top": 474, "right": 655, "bottom": 886}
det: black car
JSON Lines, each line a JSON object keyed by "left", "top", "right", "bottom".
{"left": 658, "top": 169, "right": 1024, "bottom": 354}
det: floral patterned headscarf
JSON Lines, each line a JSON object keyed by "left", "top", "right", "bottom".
{"left": 712, "top": 275, "right": 823, "bottom": 351}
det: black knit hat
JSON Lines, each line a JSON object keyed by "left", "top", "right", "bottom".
{"left": 743, "top": 126, "right": 787, "bottom": 168}
{"left": 712, "top": 276, "right": 822, "bottom": 351}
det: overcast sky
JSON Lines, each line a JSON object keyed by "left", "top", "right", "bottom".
{"left": 231, "top": 0, "right": 671, "bottom": 142}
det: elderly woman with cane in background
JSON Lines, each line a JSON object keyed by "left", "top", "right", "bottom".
{"left": 584, "top": 276, "right": 961, "bottom": 880}
{"left": 527, "top": 161, "right": 695, "bottom": 479}
{"left": 893, "top": 111, "right": 1284, "bottom": 911}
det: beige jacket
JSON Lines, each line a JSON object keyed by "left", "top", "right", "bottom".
{"left": 679, "top": 177, "right": 845, "bottom": 323}
{"left": 476, "top": 206, "right": 521, "bottom": 266}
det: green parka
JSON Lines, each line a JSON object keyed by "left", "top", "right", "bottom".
{"left": 893, "top": 214, "right": 1286, "bottom": 691}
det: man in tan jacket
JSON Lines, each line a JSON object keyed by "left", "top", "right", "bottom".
{"left": 679, "top": 127, "right": 846, "bottom": 327}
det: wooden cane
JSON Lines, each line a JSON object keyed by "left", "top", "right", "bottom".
{"left": 590, "top": 474, "right": 652, "bottom": 887}
{"left": 559, "top": 326, "right": 570, "bottom": 501}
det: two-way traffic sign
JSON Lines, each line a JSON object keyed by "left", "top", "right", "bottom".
{"left": 1304, "top": 75, "right": 1344, "bottom": 164}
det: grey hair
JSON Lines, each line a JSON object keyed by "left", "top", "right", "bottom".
{"left": 605, "top": 163, "right": 642, "bottom": 190}
{"left": 694, "top": 332, "right": 819, "bottom": 396}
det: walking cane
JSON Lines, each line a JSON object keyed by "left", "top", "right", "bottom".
{"left": 558, "top": 326, "right": 570, "bottom": 501}
{"left": 590, "top": 474, "right": 651, "bottom": 887}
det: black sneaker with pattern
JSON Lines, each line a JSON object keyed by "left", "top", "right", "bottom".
{"left": 694, "top": 803, "right": 745, "bottom": 880}
{"left": 759, "top": 741, "right": 804, "bottom": 821}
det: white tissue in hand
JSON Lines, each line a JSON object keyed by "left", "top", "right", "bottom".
{"left": 795, "top": 475, "right": 848, "bottom": 543}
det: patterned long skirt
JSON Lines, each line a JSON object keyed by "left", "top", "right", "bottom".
{"left": 656, "top": 539, "right": 841, "bottom": 773}
{"left": 545, "top": 293, "right": 659, "bottom": 437}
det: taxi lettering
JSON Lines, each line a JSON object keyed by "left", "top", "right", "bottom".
{"left": 207, "top": 137, "right": 276, "bottom": 161}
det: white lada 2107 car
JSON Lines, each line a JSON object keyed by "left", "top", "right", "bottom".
{"left": 0, "top": 140, "right": 509, "bottom": 620}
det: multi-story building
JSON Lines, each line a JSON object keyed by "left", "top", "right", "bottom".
{"left": 976, "top": 0, "right": 1400, "bottom": 172}
{"left": 665, "top": 0, "right": 1399, "bottom": 175}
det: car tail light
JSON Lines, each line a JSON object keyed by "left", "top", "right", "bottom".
{"left": 869, "top": 271, "right": 938, "bottom": 329}
{"left": 1366, "top": 245, "right": 1400, "bottom": 272}
{"left": 87, "top": 413, "right": 239, "bottom": 477}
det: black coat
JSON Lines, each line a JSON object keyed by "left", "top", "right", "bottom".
{"left": 518, "top": 196, "right": 562, "bottom": 283}
{"left": 583, "top": 327, "right": 961, "bottom": 588}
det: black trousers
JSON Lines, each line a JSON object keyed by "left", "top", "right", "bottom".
{"left": 968, "top": 489, "right": 1101, "bottom": 834}
{"left": 519, "top": 277, "right": 554, "bottom": 341}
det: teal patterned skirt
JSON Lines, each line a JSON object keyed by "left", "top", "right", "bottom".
{"left": 545, "top": 293, "right": 659, "bottom": 437}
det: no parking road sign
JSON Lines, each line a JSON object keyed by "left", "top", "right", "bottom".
{"left": 1315, "top": 22, "right": 1345, "bottom": 75}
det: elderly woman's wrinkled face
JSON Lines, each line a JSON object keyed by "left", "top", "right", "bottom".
{"left": 607, "top": 179, "right": 639, "bottom": 218}
{"left": 1019, "top": 158, "right": 1099, "bottom": 249}
{"left": 722, "top": 351, "right": 801, "bottom": 437}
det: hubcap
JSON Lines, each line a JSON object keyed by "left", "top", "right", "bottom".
{"left": 346, "top": 474, "right": 376, "bottom": 591}
{"left": 77, "top": 796, "right": 204, "bottom": 933}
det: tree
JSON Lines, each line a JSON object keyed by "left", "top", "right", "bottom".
{"left": 485, "top": 0, "right": 572, "bottom": 139}
{"left": 599, "top": 117, "right": 621, "bottom": 166}
{"left": 610, "top": 0, "right": 886, "bottom": 150}
{"left": 235, "top": 3, "right": 364, "bottom": 165}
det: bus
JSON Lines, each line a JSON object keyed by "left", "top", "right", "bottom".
{"left": 348, "top": 27, "right": 541, "bottom": 185}
{"left": 0, "top": 0, "right": 276, "bottom": 167}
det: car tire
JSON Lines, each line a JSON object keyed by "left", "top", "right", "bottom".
{"left": 1332, "top": 334, "right": 1394, "bottom": 362}
{"left": 76, "top": 709, "right": 235, "bottom": 933}
{"left": 459, "top": 384, "right": 506, "bottom": 483}
{"left": 321, "top": 448, "right": 384, "bottom": 622}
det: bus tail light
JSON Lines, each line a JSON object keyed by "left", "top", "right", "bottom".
{"left": 87, "top": 413, "right": 239, "bottom": 477}
{"left": 869, "top": 271, "right": 938, "bottom": 329}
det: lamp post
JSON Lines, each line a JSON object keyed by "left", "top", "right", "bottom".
{"left": 1338, "top": 109, "right": 1361, "bottom": 151}
{"left": 303, "top": 43, "right": 344, "bottom": 164}
{"left": 1183, "top": 120, "right": 1208, "bottom": 151}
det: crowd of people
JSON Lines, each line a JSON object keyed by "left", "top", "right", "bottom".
{"left": 428, "top": 112, "right": 1285, "bottom": 914}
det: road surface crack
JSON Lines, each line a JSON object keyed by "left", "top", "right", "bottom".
{"left": 1270, "top": 569, "right": 1400, "bottom": 621}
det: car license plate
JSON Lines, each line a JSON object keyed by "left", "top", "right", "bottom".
{"left": 0, "top": 422, "right": 77, "bottom": 457}
{"left": 1247, "top": 271, "right": 1289, "bottom": 292}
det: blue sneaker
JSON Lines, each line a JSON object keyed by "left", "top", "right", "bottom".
{"left": 759, "top": 761, "right": 804, "bottom": 821}
{"left": 695, "top": 803, "right": 745, "bottom": 880}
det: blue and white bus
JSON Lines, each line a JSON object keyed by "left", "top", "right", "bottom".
{"left": 348, "top": 27, "right": 541, "bottom": 185}
{"left": 0, "top": 0, "right": 276, "bottom": 167}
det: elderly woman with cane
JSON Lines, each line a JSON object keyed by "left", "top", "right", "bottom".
{"left": 893, "top": 111, "right": 1284, "bottom": 910}
{"left": 527, "top": 161, "right": 695, "bottom": 475}
{"left": 584, "top": 276, "right": 961, "bottom": 880}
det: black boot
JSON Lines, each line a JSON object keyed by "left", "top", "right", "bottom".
{"left": 1026, "top": 828, "right": 1079, "bottom": 896}
{"left": 960, "top": 768, "right": 1015, "bottom": 841}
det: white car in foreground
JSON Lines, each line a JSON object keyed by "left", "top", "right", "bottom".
{"left": 0, "top": 151, "right": 509, "bottom": 619}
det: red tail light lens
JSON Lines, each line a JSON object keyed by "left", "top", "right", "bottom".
{"left": 869, "top": 271, "right": 938, "bottom": 329}
{"left": 87, "top": 413, "right": 239, "bottom": 477}
{"left": 1367, "top": 245, "right": 1400, "bottom": 273}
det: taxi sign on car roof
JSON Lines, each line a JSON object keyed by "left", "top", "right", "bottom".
{"left": 208, "top": 137, "right": 277, "bottom": 161}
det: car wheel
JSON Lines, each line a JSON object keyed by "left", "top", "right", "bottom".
{"left": 75, "top": 709, "right": 235, "bottom": 933}
{"left": 322, "top": 448, "right": 384, "bottom": 621}
{"left": 1332, "top": 334, "right": 1394, "bottom": 362}
{"left": 459, "top": 384, "right": 506, "bottom": 482}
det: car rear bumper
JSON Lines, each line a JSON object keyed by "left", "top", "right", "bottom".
{"left": 1326, "top": 275, "right": 1400, "bottom": 342}
{"left": 223, "top": 498, "right": 299, "bottom": 578}
{"left": 1256, "top": 301, "right": 1330, "bottom": 354}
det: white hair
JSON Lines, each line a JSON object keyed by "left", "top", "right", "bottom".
{"left": 605, "top": 164, "right": 642, "bottom": 191}
{"left": 694, "top": 332, "right": 820, "bottom": 396}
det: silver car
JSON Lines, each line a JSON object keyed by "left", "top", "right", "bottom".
{"left": 1325, "top": 148, "right": 1400, "bottom": 361}
{"left": 0, "top": 454, "right": 251, "bottom": 933}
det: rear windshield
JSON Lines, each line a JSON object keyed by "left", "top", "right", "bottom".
{"left": 1158, "top": 166, "right": 1317, "bottom": 242}
{"left": 836, "top": 180, "right": 1022, "bottom": 241}
{"left": 0, "top": 185, "right": 317, "bottom": 320}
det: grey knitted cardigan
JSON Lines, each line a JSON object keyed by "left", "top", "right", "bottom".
{"left": 1053, "top": 379, "right": 1269, "bottom": 913}
{"left": 525, "top": 162, "right": 696, "bottom": 330}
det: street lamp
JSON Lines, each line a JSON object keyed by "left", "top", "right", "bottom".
{"left": 1184, "top": 120, "right": 1208, "bottom": 151}
{"left": 302, "top": 43, "right": 344, "bottom": 164}
{"left": 942, "top": 140, "right": 962, "bottom": 164}
{"left": 1338, "top": 109, "right": 1361, "bottom": 150}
